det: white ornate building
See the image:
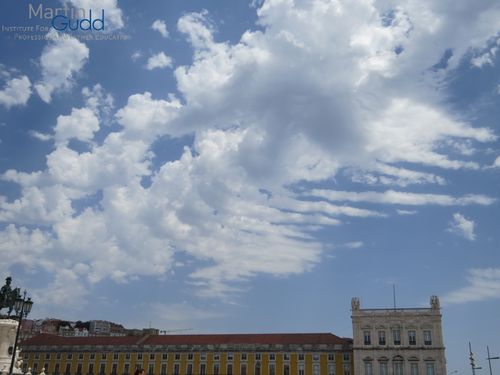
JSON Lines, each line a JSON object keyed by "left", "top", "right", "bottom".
{"left": 351, "top": 296, "right": 446, "bottom": 375}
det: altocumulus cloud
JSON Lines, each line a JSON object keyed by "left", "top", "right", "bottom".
{"left": 1, "top": 0, "right": 500, "bottom": 303}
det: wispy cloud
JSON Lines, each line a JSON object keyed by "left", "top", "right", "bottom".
{"left": 308, "top": 189, "right": 495, "bottom": 206}
{"left": 28, "top": 130, "right": 52, "bottom": 141}
{"left": 151, "top": 302, "right": 225, "bottom": 324}
{"left": 442, "top": 268, "right": 500, "bottom": 304}
{"left": 448, "top": 213, "right": 476, "bottom": 241}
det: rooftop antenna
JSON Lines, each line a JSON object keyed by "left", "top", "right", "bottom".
{"left": 393, "top": 284, "right": 397, "bottom": 309}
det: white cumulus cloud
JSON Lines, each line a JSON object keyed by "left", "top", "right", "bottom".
{"left": 151, "top": 19, "right": 169, "bottom": 38}
{"left": 63, "top": 0, "right": 124, "bottom": 30}
{"left": 3, "top": 0, "right": 500, "bottom": 304}
{"left": 146, "top": 52, "right": 173, "bottom": 70}
{"left": 54, "top": 107, "right": 100, "bottom": 144}
{"left": 0, "top": 75, "right": 32, "bottom": 109}
{"left": 34, "top": 31, "right": 89, "bottom": 103}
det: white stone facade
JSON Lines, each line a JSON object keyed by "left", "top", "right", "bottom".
{"left": 351, "top": 296, "right": 446, "bottom": 375}
{"left": 0, "top": 319, "right": 23, "bottom": 374}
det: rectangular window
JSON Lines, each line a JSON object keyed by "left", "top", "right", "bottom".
{"left": 379, "top": 363, "right": 388, "bottom": 375}
{"left": 241, "top": 353, "right": 247, "bottom": 361}
{"left": 227, "top": 353, "right": 233, "bottom": 361}
{"left": 343, "top": 353, "right": 350, "bottom": 362}
{"left": 213, "top": 364, "right": 219, "bottom": 375}
{"left": 313, "top": 354, "right": 320, "bottom": 361}
{"left": 298, "top": 364, "right": 305, "bottom": 375}
{"left": 364, "top": 331, "right": 371, "bottom": 345}
{"left": 23, "top": 353, "right": 29, "bottom": 360}
{"left": 102, "top": 354, "right": 107, "bottom": 360}
{"left": 90, "top": 354, "right": 96, "bottom": 360}
{"left": 124, "top": 364, "right": 130, "bottom": 375}
{"left": 269, "top": 354, "right": 276, "bottom": 361}
{"left": 68, "top": 354, "right": 73, "bottom": 360}
{"left": 343, "top": 364, "right": 351, "bottom": 375}
{"left": 65, "top": 364, "right": 71, "bottom": 375}
{"left": 364, "top": 362, "right": 372, "bottom": 375}
{"left": 114, "top": 354, "right": 119, "bottom": 361}
{"left": 409, "top": 331, "right": 417, "bottom": 345}
{"left": 35, "top": 353, "right": 40, "bottom": 360}
{"left": 200, "top": 353, "right": 206, "bottom": 361}
{"left": 241, "top": 364, "right": 247, "bottom": 375}
{"left": 328, "top": 365, "right": 335, "bottom": 375}
{"left": 55, "top": 363, "right": 60, "bottom": 375}
{"left": 213, "top": 354, "right": 220, "bottom": 361}
{"left": 46, "top": 354, "right": 51, "bottom": 360}
{"left": 313, "top": 365, "right": 320, "bottom": 375}
{"left": 161, "top": 364, "right": 167, "bottom": 375}
{"left": 57, "top": 353, "right": 62, "bottom": 360}
{"left": 112, "top": 364, "right": 118, "bottom": 375}
{"left": 328, "top": 354, "right": 334, "bottom": 361}
{"left": 187, "top": 364, "right": 193, "bottom": 375}
{"left": 173, "top": 364, "right": 180, "bottom": 375}
{"left": 255, "top": 354, "right": 261, "bottom": 361}
{"left": 34, "top": 364, "right": 39, "bottom": 373}
{"left": 269, "top": 364, "right": 276, "bottom": 375}
{"left": 150, "top": 354, "right": 155, "bottom": 361}
{"left": 76, "top": 364, "right": 82, "bottom": 375}
{"left": 162, "top": 354, "right": 168, "bottom": 361}
{"left": 393, "top": 330, "right": 401, "bottom": 345}
{"left": 44, "top": 363, "right": 49, "bottom": 372}
{"left": 394, "top": 362, "right": 403, "bottom": 375}
{"left": 227, "top": 364, "right": 233, "bottom": 375}
{"left": 125, "top": 354, "right": 131, "bottom": 360}
{"left": 284, "top": 364, "right": 290, "bottom": 375}
{"left": 284, "top": 353, "right": 290, "bottom": 361}
{"left": 424, "top": 331, "right": 432, "bottom": 345}
{"left": 200, "top": 364, "right": 206, "bottom": 375}
{"left": 89, "top": 363, "right": 95, "bottom": 375}
{"left": 137, "top": 354, "right": 143, "bottom": 360}
{"left": 298, "top": 354, "right": 305, "bottom": 361}
{"left": 188, "top": 353, "right": 194, "bottom": 361}
{"left": 255, "top": 363, "right": 261, "bottom": 375}
{"left": 149, "top": 364, "right": 155, "bottom": 375}
{"left": 426, "top": 363, "right": 434, "bottom": 375}
{"left": 411, "top": 363, "right": 419, "bottom": 375}
{"left": 100, "top": 363, "right": 106, "bottom": 375}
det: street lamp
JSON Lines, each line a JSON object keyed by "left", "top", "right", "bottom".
{"left": 470, "top": 343, "right": 482, "bottom": 375}
{"left": 487, "top": 346, "right": 499, "bottom": 375}
{"left": 8, "top": 290, "right": 33, "bottom": 375}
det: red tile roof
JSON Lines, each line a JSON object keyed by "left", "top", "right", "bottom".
{"left": 21, "top": 333, "right": 351, "bottom": 348}
{"left": 21, "top": 334, "right": 143, "bottom": 347}
{"left": 144, "top": 333, "right": 350, "bottom": 346}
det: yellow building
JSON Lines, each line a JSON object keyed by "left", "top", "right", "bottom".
{"left": 20, "top": 333, "right": 354, "bottom": 375}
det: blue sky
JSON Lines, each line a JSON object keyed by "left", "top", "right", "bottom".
{"left": 1, "top": 0, "right": 500, "bottom": 374}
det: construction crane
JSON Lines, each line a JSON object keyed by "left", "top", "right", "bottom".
{"left": 159, "top": 328, "right": 194, "bottom": 335}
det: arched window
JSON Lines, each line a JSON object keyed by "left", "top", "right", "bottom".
{"left": 393, "top": 357, "right": 404, "bottom": 375}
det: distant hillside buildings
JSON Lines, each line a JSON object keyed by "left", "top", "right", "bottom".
{"left": 19, "top": 319, "right": 152, "bottom": 340}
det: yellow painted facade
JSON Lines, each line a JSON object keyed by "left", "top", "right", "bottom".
{"left": 21, "top": 339, "right": 354, "bottom": 375}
